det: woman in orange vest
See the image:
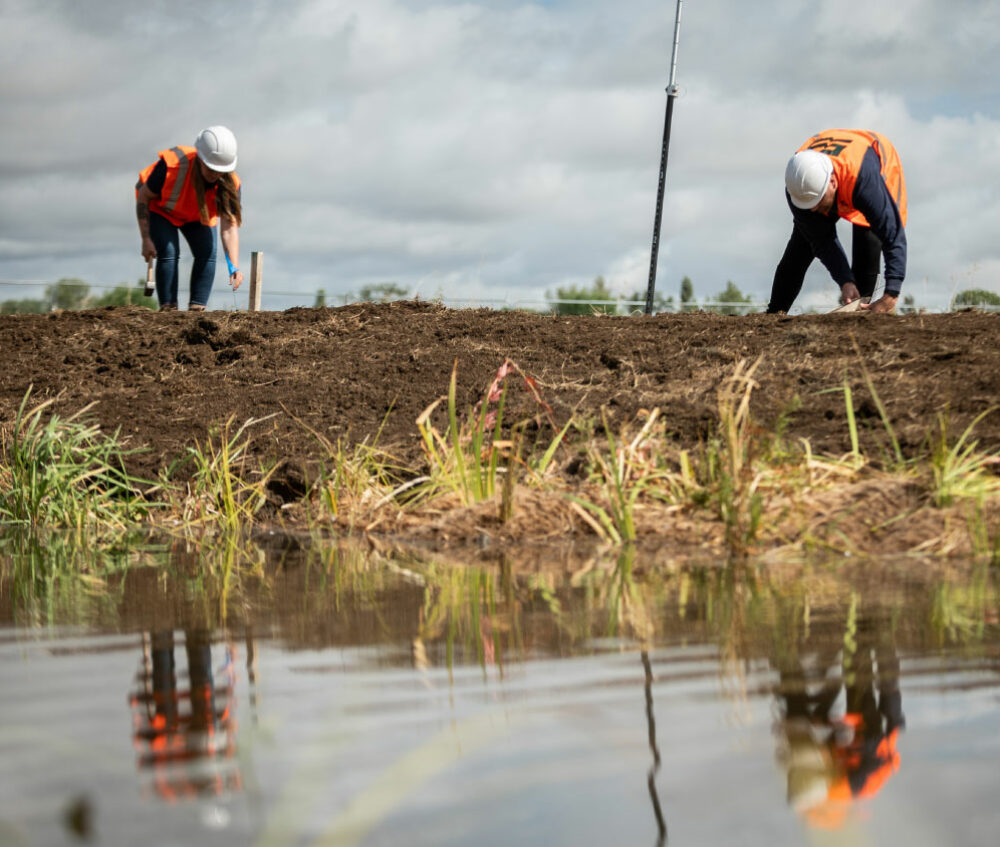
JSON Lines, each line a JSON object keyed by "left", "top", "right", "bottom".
{"left": 135, "top": 126, "right": 243, "bottom": 311}
{"left": 768, "top": 129, "right": 907, "bottom": 315}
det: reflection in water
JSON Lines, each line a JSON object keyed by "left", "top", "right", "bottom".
{"left": 129, "top": 630, "right": 242, "bottom": 803}
{"left": 642, "top": 650, "right": 667, "bottom": 847}
{"left": 2, "top": 533, "right": 999, "bottom": 845}
{"left": 773, "top": 599, "right": 906, "bottom": 830}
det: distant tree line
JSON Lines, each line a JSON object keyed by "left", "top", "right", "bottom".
{"left": 952, "top": 289, "right": 1000, "bottom": 309}
{"left": 313, "top": 282, "right": 410, "bottom": 307}
{"left": 545, "top": 277, "right": 1000, "bottom": 316}
{"left": 545, "top": 275, "right": 755, "bottom": 316}
{"left": 0, "top": 278, "right": 155, "bottom": 314}
{"left": 3, "top": 276, "right": 997, "bottom": 316}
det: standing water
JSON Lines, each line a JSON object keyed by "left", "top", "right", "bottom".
{"left": 1, "top": 535, "right": 998, "bottom": 846}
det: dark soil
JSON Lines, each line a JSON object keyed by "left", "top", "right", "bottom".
{"left": 2, "top": 302, "right": 999, "bottom": 508}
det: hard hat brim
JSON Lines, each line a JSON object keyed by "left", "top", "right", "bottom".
{"left": 197, "top": 153, "right": 238, "bottom": 174}
{"left": 788, "top": 185, "right": 827, "bottom": 210}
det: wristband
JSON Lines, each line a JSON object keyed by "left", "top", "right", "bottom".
{"left": 225, "top": 254, "right": 238, "bottom": 276}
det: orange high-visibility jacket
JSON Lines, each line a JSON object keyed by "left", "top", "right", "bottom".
{"left": 797, "top": 130, "right": 907, "bottom": 228}
{"left": 136, "top": 146, "right": 241, "bottom": 227}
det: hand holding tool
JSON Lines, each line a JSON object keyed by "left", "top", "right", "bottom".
{"left": 829, "top": 298, "right": 862, "bottom": 313}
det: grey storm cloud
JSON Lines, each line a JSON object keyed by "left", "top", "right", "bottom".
{"left": 1, "top": 0, "right": 999, "bottom": 310}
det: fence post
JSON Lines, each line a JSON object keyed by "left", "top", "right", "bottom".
{"left": 249, "top": 251, "right": 263, "bottom": 312}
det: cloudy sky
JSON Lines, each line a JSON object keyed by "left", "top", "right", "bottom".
{"left": 1, "top": 0, "right": 998, "bottom": 311}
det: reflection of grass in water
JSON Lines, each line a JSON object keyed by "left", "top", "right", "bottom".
{"left": 413, "top": 562, "right": 504, "bottom": 677}
{"left": 1, "top": 530, "right": 136, "bottom": 626}
{"left": 930, "top": 561, "right": 997, "bottom": 647}
{"left": 395, "top": 550, "right": 1000, "bottom": 676}
{"left": 5, "top": 528, "right": 998, "bottom": 686}
{"left": 0, "top": 524, "right": 275, "bottom": 629}
{"left": 174, "top": 530, "right": 267, "bottom": 628}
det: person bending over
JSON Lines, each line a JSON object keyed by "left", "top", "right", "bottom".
{"left": 135, "top": 126, "right": 243, "bottom": 311}
{"left": 768, "top": 129, "right": 907, "bottom": 315}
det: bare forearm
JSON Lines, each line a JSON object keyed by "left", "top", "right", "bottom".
{"left": 136, "top": 197, "right": 151, "bottom": 239}
{"left": 136, "top": 185, "right": 157, "bottom": 261}
{"left": 220, "top": 219, "right": 244, "bottom": 290}
{"left": 220, "top": 221, "right": 240, "bottom": 268}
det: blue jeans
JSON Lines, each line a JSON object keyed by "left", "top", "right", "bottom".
{"left": 149, "top": 212, "right": 217, "bottom": 308}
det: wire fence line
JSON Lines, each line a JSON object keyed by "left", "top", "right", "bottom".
{"left": 1, "top": 279, "right": 995, "bottom": 315}
{"left": 0, "top": 278, "right": 762, "bottom": 312}
{"left": 0, "top": 279, "right": 759, "bottom": 314}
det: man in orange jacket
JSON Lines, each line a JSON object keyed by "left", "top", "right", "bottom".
{"left": 768, "top": 129, "right": 907, "bottom": 315}
{"left": 135, "top": 126, "right": 243, "bottom": 311}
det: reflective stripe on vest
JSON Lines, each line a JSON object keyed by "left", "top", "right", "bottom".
{"left": 162, "top": 147, "right": 191, "bottom": 218}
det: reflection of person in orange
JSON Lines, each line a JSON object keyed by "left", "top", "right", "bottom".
{"left": 775, "top": 629, "right": 905, "bottom": 829}
{"left": 129, "top": 630, "right": 241, "bottom": 802}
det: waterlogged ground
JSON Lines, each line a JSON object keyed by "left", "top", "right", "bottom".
{"left": 1, "top": 536, "right": 999, "bottom": 846}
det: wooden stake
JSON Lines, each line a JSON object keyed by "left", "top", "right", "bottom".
{"left": 249, "top": 251, "right": 263, "bottom": 312}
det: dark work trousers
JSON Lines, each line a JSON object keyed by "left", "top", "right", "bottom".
{"left": 767, "top": 224, "right": 882, "bottom": 313}
{"left": 149, "top": 211, "right": 218, "bottom": 308}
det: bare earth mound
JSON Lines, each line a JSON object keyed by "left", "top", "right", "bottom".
{"left": 2, "top": 302, "right": 999, "bottom": 481}
{"left": 2, "top": 302, "right": 999, "bottom": 555}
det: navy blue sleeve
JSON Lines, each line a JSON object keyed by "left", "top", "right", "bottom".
{"left": 788, "top": 194, "right": 854, "bottom": 286}
{"left": 144, "top": 158, "right": 167, "bottom": 197}
{"left": 852, "top": 147, "right": 907, "bottom": 295}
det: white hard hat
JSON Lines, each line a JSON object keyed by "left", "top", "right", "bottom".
{"left": 195, "top": 125, "right": 238, "bottom": 173}
{"left": 785, "top": 150, "right": 832, "bottom": 209}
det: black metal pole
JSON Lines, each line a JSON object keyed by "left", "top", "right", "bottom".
{"left": 645, "top": 91, "right": 678, "bottom": 315}
{"left": 645, "top": 0, "right": 683, "bottom": 316}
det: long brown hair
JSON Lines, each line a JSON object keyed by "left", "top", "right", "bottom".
{"left": 216, "top": 173, "right": 242, "bottom": 226}
{"left": 192, "top": 166, "right": 242, "bottom": 227}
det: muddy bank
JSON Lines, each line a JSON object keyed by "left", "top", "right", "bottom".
{"left": 2, "top": 302, "right": 999, "bottom": 554}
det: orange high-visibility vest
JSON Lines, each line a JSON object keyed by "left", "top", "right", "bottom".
{"left": 136, "top": 146, "right": 241, "bottom": 227}
{"left": 797, "top": 130, "right": 907, "bottom": 228}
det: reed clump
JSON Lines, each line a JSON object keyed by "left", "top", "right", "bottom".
{"left": 165, "top": 415, "right": 277, "bottom": 530}
{"left": 0, "top": 390, "right": 148, "bottom": 539}
{"left": 567, "top": 408, "right": 672, "bottom": 545}
{"left": 686, "top": 358, "right": 767, "bottom": 555}
{"left": 927, "top": 409, "right": 1000, "bottom": 508}
{"left": 281, "top": 401, "right": 405, "bottom": 533}
{"left": 415, "top": 360, "right": 507, "bottom": 506}
{"left": 411, "top": 359, "right": 567, "bottom": 513}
